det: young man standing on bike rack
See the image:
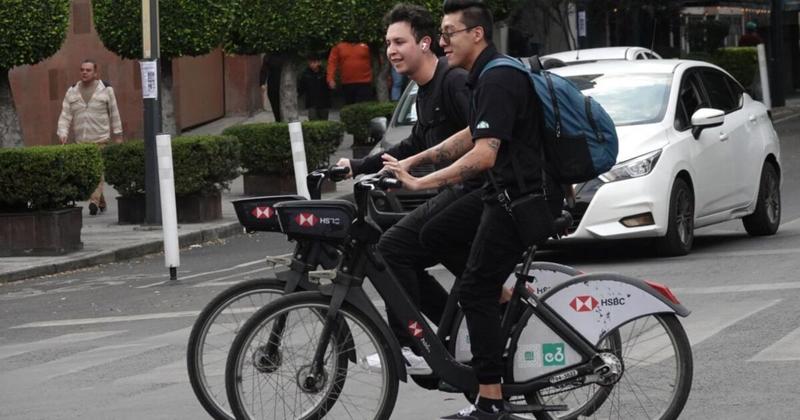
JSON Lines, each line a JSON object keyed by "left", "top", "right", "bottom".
{"left": 336, "top": 3, "right": 476, "bottom": 375}
{"left": 383, "top": 0, "right": 563, "bottom": 418}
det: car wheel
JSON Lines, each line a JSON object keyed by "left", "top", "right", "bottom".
{"left": 657, "top": 178, "right": 694, "bottom": 256}
{"left": 742, "top": 162, "right": 780, "bottom": 236}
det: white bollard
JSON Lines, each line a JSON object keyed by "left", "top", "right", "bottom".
{"left": 288, "top": 121, "right": 310, "bottom": 199}
{"left": 757, "top": 43, "right": 771, "bottom": 109}
{"left": 156, "top": 134, "right": 180, "bottom": 280}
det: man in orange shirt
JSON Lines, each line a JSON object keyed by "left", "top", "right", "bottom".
{"left": 326, "top": 41, "right": 374, "bottom": 104}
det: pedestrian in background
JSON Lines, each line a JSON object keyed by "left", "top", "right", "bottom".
{"left": 738, "top": 21, "right": 763, "bottom": 47}
{"left": 390, "top": 65, "right": 408, "bottom": 101}
{"left": 260, "top": 54, "right": 284, "bottom": 122}
{"left": 326, "top": 41, "right": 374, "bottom": 104}
{"left": 299, "top": 55, "right": 331, "bottom": 120}
{"left": 57, "top": 59, "right": 123, "bottom": 216}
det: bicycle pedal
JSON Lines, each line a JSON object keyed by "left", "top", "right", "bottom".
{"left": 308, "top": 269, "right": 337, "bottom": 284}
{"left": 506, "top": 404, "right": 568, "bottom": 413}
{"left": 265, "top": 253, "right": 293, "bottom": 266}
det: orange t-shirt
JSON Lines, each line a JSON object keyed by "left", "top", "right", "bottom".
{"left": 326, "top": 42, "right": 373, "bottom": 85}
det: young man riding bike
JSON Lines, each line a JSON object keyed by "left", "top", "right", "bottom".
{"left": 383, "top": 0, "right": 564, "bottom": 418}
{"left": 336, "top": 3, "right": 475, "bottom": 375}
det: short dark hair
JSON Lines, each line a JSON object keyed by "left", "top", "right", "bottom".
{"left": 81, "top": 59, "right": 98, "bottom": 71}
{"left": 383, "top": 3, "right": 437, "bottom": 44}
{"left": 442, "top": 0, "right": 493, "bottom": 42}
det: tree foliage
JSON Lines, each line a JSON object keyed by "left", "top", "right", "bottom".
{"left": 92, "top": 0, "right": 235, "bottom": 60}
{"left": 0, "top": 0, "right": 70, "bottom": 70}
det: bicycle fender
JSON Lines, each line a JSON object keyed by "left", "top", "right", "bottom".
{"left": 539, "top": 273, "right": 690, "bottom": 346}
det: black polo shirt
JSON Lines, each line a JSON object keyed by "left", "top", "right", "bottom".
{"left": 467, "top": 45, "right": 546, "bottom": 199}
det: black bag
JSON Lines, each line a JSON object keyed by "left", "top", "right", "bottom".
{"left": 507, "top": 192, "right": 555, "bottom": 246}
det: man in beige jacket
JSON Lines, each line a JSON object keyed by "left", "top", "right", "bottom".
{"left": 57, "top": 59, "right": 123, "bottom": 215}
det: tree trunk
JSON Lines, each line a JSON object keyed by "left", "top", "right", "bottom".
{"left": 160, "top": 58, "right": 179, "bottom": 136}
{"left": 373, "top": 51, "right": 390, "bottom": 102}
{"left": 0, "top": 70, "right": 24, "bottom": 148}
{"left": 279, "top": 58, "right": 299, "bottom": 122}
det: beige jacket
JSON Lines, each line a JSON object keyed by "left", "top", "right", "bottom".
{"left": 57, "top": 80, "right": 123, "bottom": 143}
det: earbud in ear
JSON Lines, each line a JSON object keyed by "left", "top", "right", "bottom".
{"left": 421, "top": 42, "right": 428, "bottom": 51}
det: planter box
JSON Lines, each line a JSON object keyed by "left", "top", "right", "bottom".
{"left": 0, "top": 207, "right": 83, "bottom": 256}
{"left": 177, "top": 191, "right": 222, "bottom": 223}
{"left": 117, "top": 195, "right": 146, "bottom": 225}
{"left": 243, "top": 174, "right": 336, "bottom": 196}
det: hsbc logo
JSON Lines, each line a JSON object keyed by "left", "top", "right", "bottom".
{"left": 570, "top": 295, "right": 599, "bottom": 312}
{"left": 251, "top": 206, "right": 273, "bottom": 219}
{"left": 294, "top": 213, "right": 318, "bottom": 227}
{"left": 408, "top": 320, "right": 423, "bottom": 338}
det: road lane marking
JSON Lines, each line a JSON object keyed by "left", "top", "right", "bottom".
{"left": 191, "top": 266, "right": 278, "bottom": 287}
{"left": 673, "top": 282, "right": 800, "bottom": 295}
{"left": 773, "top": 113, "right": 800, "bottom": 125}
{"left": 749, "top": 326, "right": 800, "bottom": 362}
{"left": 10, "top": 312, "right": 200, "bottom": 328}
{"left": 0, "top": 331, "right": 125, "bottom": 360}
{"left": 0, "top": 328, "right": 191, "bottom": 390}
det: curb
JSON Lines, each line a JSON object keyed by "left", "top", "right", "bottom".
{"left": 0, "top": 222, "right": 243, "bottom": 285}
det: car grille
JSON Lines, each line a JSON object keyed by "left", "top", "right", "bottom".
{"left": 567, "top": 178, "right": 603, "bottom": 233}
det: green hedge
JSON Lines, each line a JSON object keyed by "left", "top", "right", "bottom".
{"left": 222, "top": 120, "right": 344, "bottom": 176}
{"left": 0, "top": 144, "right": 103, "bottom": 212}
{"left": 103, "top": 135, "right": 240, "bottom": 197}
{"left": 685, "top": 47, "right": 758, "bottom": 88}
{"left": 339, "top": 101, "right": 396, "bottom": 146}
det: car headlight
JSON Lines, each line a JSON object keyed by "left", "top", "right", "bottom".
{"left": 599, "top": 149, "right": 662, "bottom": 183}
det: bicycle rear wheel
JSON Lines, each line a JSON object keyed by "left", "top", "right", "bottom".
{"left": 187, "top": 278, "right": 286, "bottom": 420}
{"left": 530, "top": 313, "right": 693, "bottom": 420}
{"left": 226, "top": 291, "right": 399, "bottom": 420}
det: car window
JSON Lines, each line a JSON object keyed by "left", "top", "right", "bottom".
{"left": 724, "top": 75, "right": 744, "bottom": 108}
{"left": 700, "top": 70, "right": 737, "bottom": 113}
{"left": 645, "top": 52, "right": 658, "bottom": 59}
{"left": 565, "top": 73, "right": 671, "bottom": 126}
{"left": 394, "top": 83, "right": 418, "bottom": 126}
{"left": 674, "top": 72, "right": 706, "bottom": 131}
{"left": 635, "top": 52, "right": 646, "bottom": 60}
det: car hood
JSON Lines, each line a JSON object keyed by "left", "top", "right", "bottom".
{"left": 613, "top": 123, "right": 668, "bottom": 163}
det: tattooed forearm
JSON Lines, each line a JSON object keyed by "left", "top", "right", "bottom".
{"left": 457, "top": 164, "right": 482, "bottom": 182}
{"left": 487, "top": 138, "right": 501, "bottom": 151}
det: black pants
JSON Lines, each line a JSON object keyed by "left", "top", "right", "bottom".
{"left": 267, "top": 86, "right": 281, "bottom": 122}
{"left": 377, "top": 187, "right": 466, "bottom": 348}
{"left": 342, "top": 83, "right": 373, "bottom": 105}
{"left": 420, "top": 189, "right": 526, "bottom": 384}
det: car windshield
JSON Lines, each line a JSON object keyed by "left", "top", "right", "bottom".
{"left": 564, "top": 73, "right": 671, "bottom": 126}
{"left": 394, "top": 83, "right": 418, "bottom": 126}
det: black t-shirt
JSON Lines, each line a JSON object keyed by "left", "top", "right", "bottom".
{"left": 351, "top": 58, "right": 470, "bottom": 180}
{"left": 467, "top": 45, "right": 546, "bottom": 199}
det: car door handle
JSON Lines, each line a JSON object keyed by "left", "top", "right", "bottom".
{"left": 719, "top": 132, "right": 729, "bottom": 142}
{"left": 749, "top": 115, "right": 757, "bottom": 123}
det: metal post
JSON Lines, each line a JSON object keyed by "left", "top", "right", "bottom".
{"left": 769, "top": 0, "right": 786, "bottom": 107}
{"left": 142, "top": 0, "right": 162, "bottom": 224}
{"left": 576, "top": 1, "right": 587, "bottom": 49}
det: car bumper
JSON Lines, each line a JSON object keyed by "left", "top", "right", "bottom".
{"left": 564, "top": 171, "right": 671, "bottom": 241}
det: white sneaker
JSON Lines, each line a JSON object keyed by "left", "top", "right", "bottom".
{"left": 361, "top": 346, "right": 432, "bottom": 375}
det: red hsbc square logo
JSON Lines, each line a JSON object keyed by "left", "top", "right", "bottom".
{"left": 570, "top": 295, "right": 599, "bottom": 312}
{"left": 407, "top": 320, "right": 423, "bottom": 338}
{"left": 294, "top": 212, "right": 318, "bottom": 227}
{"left": 251, "top": 206, "right": 273, "bottom": 219}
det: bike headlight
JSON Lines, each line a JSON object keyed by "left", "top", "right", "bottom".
{"left": 599, "top": 149, "right": 662, "bottom": 183}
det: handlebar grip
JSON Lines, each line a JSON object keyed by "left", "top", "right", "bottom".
{"left": 552, "top": 211, "right": 574, "bottom": 235}
{"left": 329, "top": 165, "right": 350, "bottom": 182}
{"left": 378, "top": 177, "right": 402, "bottom": 190}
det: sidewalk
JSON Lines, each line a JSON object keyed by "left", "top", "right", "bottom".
{"left": 0, "top": 108, "right": 358, "bottom": 284}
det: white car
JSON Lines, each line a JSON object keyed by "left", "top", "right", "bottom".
{"left": 551, "top": 59, "right": 781, "bottom": 255}
{"left": 542, "top": 46, "right": 662, "bottom": 66}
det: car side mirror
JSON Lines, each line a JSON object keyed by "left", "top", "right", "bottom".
{"left": 368, "top": 117, "right": 387, "bottom": 143}
{"left": 690, "top": 108, "right": 724, "bottom": 139}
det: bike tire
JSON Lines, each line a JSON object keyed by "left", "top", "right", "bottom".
{"left": 187, "top": 278, "right": 287, "bottom": 420}
{"left": 226, "top": 291, "right": 399, "bottom": 420}
{"left": 529, "top": 313, "right": 693, "bottom": 420}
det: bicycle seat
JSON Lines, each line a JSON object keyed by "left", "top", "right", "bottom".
{"left": 273, "top": 200, "right": 357, "bottom": 241}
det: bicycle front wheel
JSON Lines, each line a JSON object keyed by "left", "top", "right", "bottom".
{"left": 531, "top": 313, "right": 693, "bottom": 420}
{"left": 226, "top": 291, "right": 399, "bottom": 420}
{"left": 187, "top": 278, "right": 287, "bottom": 420}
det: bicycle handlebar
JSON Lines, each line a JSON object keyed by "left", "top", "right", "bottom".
{"left": 307, "top": 165, "right": 351, "bottom": 199}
